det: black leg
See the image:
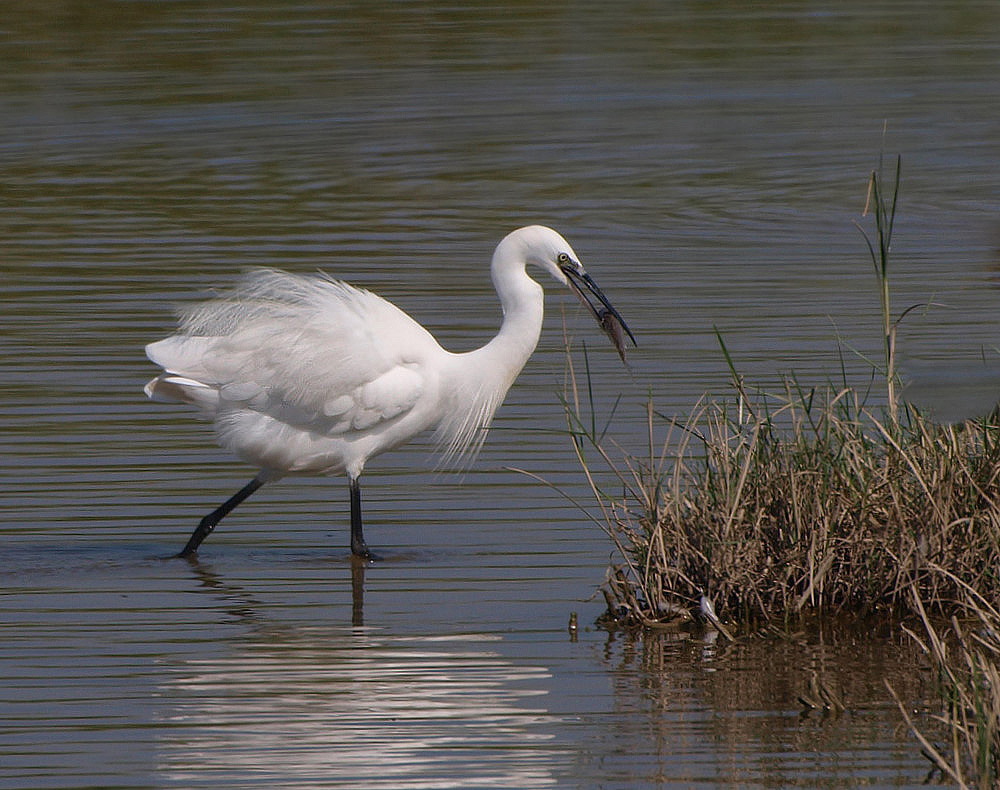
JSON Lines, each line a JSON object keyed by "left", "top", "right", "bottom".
{"left": 349, "top": 477, "right": 379, "bottom": 561}
{"left": 178, "top": 474, "right": 267, "bottom": 558}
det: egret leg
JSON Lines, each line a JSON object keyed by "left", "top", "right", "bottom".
{"left": 349, "top": 477, "right": 379, "bottom": 561}
{"left": 178, "top": 474, "right": 267, "bottom": 558}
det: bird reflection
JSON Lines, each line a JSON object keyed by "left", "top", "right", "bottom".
{"left": 180, "top": 553, "right": 270, "bottom": 625}
{"left": 350, "top": 556, "right": 366, "bottom": 626}
{"left": 162, "top": 561, "right": 561, "bottom": 789}
{"left": 181, "top": 552, "right": 369, "bottom": 627}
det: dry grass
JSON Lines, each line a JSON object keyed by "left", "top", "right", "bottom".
{"left": 889, "top": 577, "right": 1000, "bottom": 788}
{"left": 566, "top": 365, "right": 1000, "bottom": 629}
{"left": 559, "top": 155, "right": 1000, "bottom": 628}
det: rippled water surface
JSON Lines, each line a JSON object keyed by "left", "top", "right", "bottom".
{"left": 4, "top": 2, "right": 1000, "bottom": 787}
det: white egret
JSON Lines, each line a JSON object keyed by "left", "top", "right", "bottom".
{"left": 144, "top": 225, "right": 635, "bottom": 560}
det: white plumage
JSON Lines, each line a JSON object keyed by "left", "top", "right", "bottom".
{"left": 145, "top": 225, "right": 635, "bottom": 560}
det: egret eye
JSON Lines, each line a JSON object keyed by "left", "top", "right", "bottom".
{"left": 557, "top": 252, "right": 571, "bottom": 265}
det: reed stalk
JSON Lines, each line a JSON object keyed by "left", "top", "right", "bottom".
{"left": 858, "top": 152, "right": 902, "bottom": 422}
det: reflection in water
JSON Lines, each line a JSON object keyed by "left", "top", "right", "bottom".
{"left": 163, "top": 558, "right": 562, "bottom": 789}
{"left": 184, "top": 551, "right": 370, "bottom": 628}
{"left": 158, "top": 630, "right": 560, "bottom": 789}
{"left": 351, "top": 558, "right": 367, "bottom": 627}
{"left": 591, "top": 624, "right": 935, "bottom": 788}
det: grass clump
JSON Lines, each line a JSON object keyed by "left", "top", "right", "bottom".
{"left": 565, "top": 155, "right": 1000, "bottom": 630}
{"left": 570, "top": 365, "right": 1000, "bottom": 630}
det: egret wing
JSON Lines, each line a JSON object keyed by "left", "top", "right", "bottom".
{"left": 148, "top": 270, "right": 442, "bottom": 437}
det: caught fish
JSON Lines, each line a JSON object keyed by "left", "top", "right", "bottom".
{"left": 599, "top": 308, "right": 630, "bottom": 363}
{"left": 565, "top": 268, "right": 637, "bottom": 363}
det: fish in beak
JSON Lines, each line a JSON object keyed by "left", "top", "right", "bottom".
{"left": 561, "top": 263, "right": 637, "bottom": 363}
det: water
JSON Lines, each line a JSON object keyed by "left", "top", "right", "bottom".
{"left": 3, "top": 1, "right": 998, "bottom": 787}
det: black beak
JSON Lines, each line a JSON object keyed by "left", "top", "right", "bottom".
{"left": 562, "top": 264, "right": 637, "bottom": 355}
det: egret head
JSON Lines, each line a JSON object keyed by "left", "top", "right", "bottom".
{"left": 501, "top": 225, "right": 637, "bottom": 362}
